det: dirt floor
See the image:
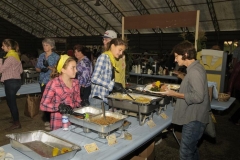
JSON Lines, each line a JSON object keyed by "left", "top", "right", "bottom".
{"left": 0, "top": 93, "right": 240, "bottom": 160}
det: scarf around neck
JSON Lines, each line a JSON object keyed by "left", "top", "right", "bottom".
{"left": 103, "top": 50, "right": 119, "bottom": 72}
{"left": 4, "top": 50, "right": 20, "bottom": 61}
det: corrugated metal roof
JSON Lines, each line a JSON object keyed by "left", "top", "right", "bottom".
{"left": 0, "top": 0, "right": 239, "bottom": 38}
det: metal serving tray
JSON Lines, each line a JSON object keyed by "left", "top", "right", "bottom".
{"left": 6, "top": 130, "right": 81, "bottom": 160}
{"left": 106, "top": 93, "right": 162, "bottom": 114}
{"left": 69, "top": 111, "right": 127, "bottom": 133}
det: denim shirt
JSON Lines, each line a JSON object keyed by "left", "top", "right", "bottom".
{"left": 36, "top": 52, "right": 59, "bottom": 84}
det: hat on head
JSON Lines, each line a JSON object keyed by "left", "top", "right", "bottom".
{"left": 102, "top": 30, "right": 117, "bottom": 39}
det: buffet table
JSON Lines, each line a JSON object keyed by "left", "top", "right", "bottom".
{"left": 0, "top": 83, "right": 41, "bottom": 97}
{"left": 129, "top": 72, "right": 179, "bottom": 84}
{"left": 2, "top": 105, "right": 173, "bottom": 160}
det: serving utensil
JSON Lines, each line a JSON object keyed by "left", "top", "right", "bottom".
{"left": 124, "top": 89, "right": 136, "bottom": 101}
{"left": 101, "top": 102, "right": 106, "bottom": 120}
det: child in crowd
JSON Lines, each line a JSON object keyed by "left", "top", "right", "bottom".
{"left": 89, "top": 38, "right": 127, "bottom": 110}
{"left": 40, "top": 55, "right": 81, "bottom": 130}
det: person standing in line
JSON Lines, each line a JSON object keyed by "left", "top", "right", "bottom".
{"left": 162, "top": 41, "right": 210, "bottom": 160}
{"left": 73, "top": 45, "right": 93, "bottom": 106}
{"left": 0, "top": 39, "right": 23, "bottom": 131}
{"left": 89, "top": 38, "right": 127, "bottom": 110}
{"left": 102, "top": 30, "right": 126, "bottom": 88}
{"left": 40, "top": 55, "right": 81, "bottom": 130}
{"left": 35, "top": 38, "right": 59, "bottom": 130}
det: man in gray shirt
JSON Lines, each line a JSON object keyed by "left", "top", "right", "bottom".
{"left": 163, "top": 41, "right": 210, "bottom": 160}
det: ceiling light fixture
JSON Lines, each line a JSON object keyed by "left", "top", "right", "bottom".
{"left": 94, "top": 0, "right": 101, "bottom": 6}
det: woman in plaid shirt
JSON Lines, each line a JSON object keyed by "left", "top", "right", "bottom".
{"left": 89, "top": 38, "right": 127, "bottom": 110}
{"left": 40, "top": 55, "right": 81, "bottom": 130}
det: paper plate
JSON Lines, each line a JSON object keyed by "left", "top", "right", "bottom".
{"left": 168, "top": 84, "right": 180, "bottom": 90}
{"left": 144, "top": 84, "right": 166, "bottom": 94}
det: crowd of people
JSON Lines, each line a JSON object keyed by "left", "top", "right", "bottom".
{"left": 0, "top": 33, "right": 239, "bottom": 159}
{"left": 0, "top": 30, "right": 127, "bottom": 131}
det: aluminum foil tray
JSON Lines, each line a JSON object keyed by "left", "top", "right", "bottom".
{"left": 6, "top": 130, "right": 81, "bottom": 160}
{"left": 69, "top": 111, "right": 127, "bottom": 133}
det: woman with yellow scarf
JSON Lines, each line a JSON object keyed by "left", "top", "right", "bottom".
{"left": 89, "top": 38, "right": 127, "bottom": 110}
{"left": 0, "top": 39, "right": 23, "bottom": 131}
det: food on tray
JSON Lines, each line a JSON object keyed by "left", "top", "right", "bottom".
{"left": 111, "top": 93, "right": 151, "bottom": 103}
{"left": 52, "top": 147, "right": 72, "bottom": 156}
{"left": 134, "top": 96, "right": 151, "bottom": 103}
{"left": 155, "top": 81, "right": 161, "bottom": 87}
{"left": 61, "top": 147, "right": 72, "bottom": 154}
{"left": 52, "top": 147, "right": 59, "bottom": 156}
{"left": 150, "top": 81, "right": 165, "bottom": 92}
{"left": 91, "top": 116, "right": 120, "bottom": 125}
{"left": 150, "top": 86, "right": 165, "bottom": 92}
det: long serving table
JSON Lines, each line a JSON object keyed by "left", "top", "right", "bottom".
{"left": 211, "top": 97, "right": 236, "bottom": 111}
{"left": 0, "top": 83, "right": 41, "bottom": 97}
{"left": 2, "top": 105, "right": 174, "bottom": 160}
{"left": 129, "top": 72, "right": 179, "bottom": 84}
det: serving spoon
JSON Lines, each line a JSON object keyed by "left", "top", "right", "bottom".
{"left": 124, "top": 88, "right": 136, "bottom": 101}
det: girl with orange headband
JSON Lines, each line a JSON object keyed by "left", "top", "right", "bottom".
{"left": 40, "top": 55, "right": 81, "bottom": 130}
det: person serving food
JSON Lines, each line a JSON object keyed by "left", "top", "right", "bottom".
{"left": 89, "top": 38, "right": 127, "bottom": 110}
{"left": 40, "top": 55, "right": 81, "bottom": 130}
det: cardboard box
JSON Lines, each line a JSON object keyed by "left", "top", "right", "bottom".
{"left": 131, "top": 141, "right": 155, "bottom": 160}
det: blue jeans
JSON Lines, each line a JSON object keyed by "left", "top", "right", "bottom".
{"left": 180, "top": 121, "right": 206, "bottom": 160}
{"left": 4, "top": 79, "right": 21, "bottom": 122}
{"left": 89, "top": 97, "right": 109, "bottom": 110}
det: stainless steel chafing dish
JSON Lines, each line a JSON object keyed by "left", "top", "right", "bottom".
{"left": 69, "top": 108, "right": 127, "bottom": 138}
{"left": 106, "top": 93, "right": 165, "bottom": 125}
{"left": 6, "top": 130, "right": 81, "bottom": 160}
{"left": 126, "top": 83, "right": 171, "bottom": 108}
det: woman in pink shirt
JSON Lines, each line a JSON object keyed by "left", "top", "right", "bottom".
{"left": 40, "top": 55, "right": 81, "bottom": 130}
{"left": 0, "top": 39, "right": 23, "bottom": 131}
